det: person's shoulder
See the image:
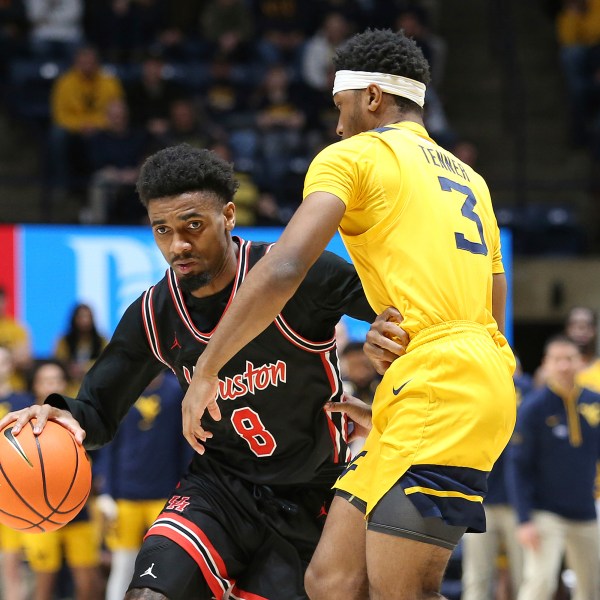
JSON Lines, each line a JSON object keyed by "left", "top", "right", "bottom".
{"left": 0, "top": 316, "right": 28, "bottom": 337}
{"left": 579, "top": 386, "right": 600, "bottom": 403}
{"left": 312, "top": 134, "right": 376, "bottom": 163}
{"left": 519, "top": 387, "right": 548, "bottom": 412}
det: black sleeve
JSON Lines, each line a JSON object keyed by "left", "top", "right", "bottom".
{"left": 301, "top": 251, "right": 375, "bottom": 321}
{"left": 45, "top": 297, "right": 165, "bottom": 450}
{"left": 281, "top": 251, "right": 376, "bottom": 340}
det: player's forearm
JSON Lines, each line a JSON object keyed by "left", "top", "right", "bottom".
{"left": 492, "top": 272, "right": 507, "bottom": 334}
{"left": 197, "top": 248, "right": 309, "bottom": 376}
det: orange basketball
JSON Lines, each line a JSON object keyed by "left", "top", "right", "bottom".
{"left": 0, "top": 420, "right": 91, "bottom": 533}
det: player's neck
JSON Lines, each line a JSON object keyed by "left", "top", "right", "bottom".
{"left": 378, "top": 108, "right": 424, "bottom": 129}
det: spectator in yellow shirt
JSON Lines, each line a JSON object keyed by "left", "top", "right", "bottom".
{"left": 48, "top": 45, "right": 124, "bottom": 197}
{"left": 0, "top": 287, "right": 31, "bottom": 391}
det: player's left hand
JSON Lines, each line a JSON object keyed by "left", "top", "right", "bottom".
{"left": 325, "top": 393, "right": 372, "bottom": 441}
{"left": 364, "top": 307, "right": 409, "bottom": 374}
{"left": 181, "top": 371, "right": 221, "bottom": 454}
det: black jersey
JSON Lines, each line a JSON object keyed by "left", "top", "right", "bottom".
{"left": 48, "top": 237, "right": 375, "bottom": 487}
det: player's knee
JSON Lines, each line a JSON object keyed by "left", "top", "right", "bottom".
{"left": 305, "top": 562, "right": 367, "bottom": 599}
{"left": 125, "top": 588, "right": 169, "bottom": 599}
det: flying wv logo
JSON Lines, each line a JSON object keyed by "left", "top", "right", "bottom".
{"left": 3, "top": 428, "right": 33, "bottom": 467}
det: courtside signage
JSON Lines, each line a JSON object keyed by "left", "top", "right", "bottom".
{"left": 2, "top": 226, "right": 511, "bottom": 356}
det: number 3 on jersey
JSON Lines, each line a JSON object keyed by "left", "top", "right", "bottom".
{"left": 439, "top": 177, "right": 488, "bottom": 256}
{"left": 231, "top": 407, "right": 277, "bottom": 456}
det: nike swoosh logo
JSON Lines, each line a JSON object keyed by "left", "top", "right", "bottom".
{"left": 392, "top": 379, "right": 412, "bottom": 396}
{"left": 4, "top": 427, "right": 33, "bottom": 467}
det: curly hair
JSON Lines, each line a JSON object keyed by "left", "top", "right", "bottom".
{"left": 333, "top": 28, "right": 431, "bottom": 112}
{"left": 137, "top": 144, "right": 239, "bottom": 207}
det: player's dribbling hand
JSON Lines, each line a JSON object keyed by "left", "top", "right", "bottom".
{"left": 0, "top": 404, "right": 86, "bottom": 444}
{"left": 325, "top": 394, "right": 372, "bottom": 441}
{"left": 364, "top": 307, "right": 409, "bottom": 375}
{"left": 181, "top": 371, "right": 221, "bottom": 454}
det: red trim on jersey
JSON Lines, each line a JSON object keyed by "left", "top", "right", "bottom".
{"left": 273, "top": 318, "right": 336, "bottom": 354}
{"left": 325, "top": 411, "right": 340, "bottom": 463}
{"left": 145, "top": 513, "right": 269, "bottom": 600}
{"left": 142, "top": 288, "right": 172, "bottom": 369}
{"left": 145, "top": 523, "right": 228, "bottom": 598}
{"left": 169, "top": 238, "right": 250, "bottom": 342}
{"left": 278, "top": 313, "right": 336, "bottom": 348}
{"left": 320, "top": 352, "right": 342, "bottom": 463}
{"left": 320, "top": 352, "right": 339, "bottom": 397}
{"left": 0, "top": 225, "right": 17, "bottom": 317}
{"left": 153, "top": 512, "right": 228, "bottom": 573}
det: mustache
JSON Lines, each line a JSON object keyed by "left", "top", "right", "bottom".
{"left": 171, "top": 253, "right": 200, "bottom": 262}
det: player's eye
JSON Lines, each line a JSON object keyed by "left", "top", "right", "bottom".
{"left": 188, "top": 221, "right": 202, "bottom": 230}
{"left": 154, "top": 226, "right": 169, "bottom": 235}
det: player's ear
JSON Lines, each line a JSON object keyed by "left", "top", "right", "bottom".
{"left": 223, "top": 201, "right": 236, "bottom": 231}
{"left": 366, "top": 84, "right": 383, "bottom": 112}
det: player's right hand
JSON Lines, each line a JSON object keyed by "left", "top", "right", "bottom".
{"left": 0, "top": 404, "right": 86, "bottom": 445}
{"left": 181, "top": 371, "right": 219, "bottom": 454}
{"left": 364, "top": 307, "right": 409, "bottom": 375}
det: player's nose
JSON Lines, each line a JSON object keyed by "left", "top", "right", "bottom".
{"left": 171, "top": 233, "right": 192, "bottom": 254}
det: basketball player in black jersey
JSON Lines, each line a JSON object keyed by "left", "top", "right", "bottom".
{"left": 0, "top": 144, "right": 406, "bottom": 600}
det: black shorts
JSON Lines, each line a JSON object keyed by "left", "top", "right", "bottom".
{"left": 337, "top": 481, "right": 466, "bottom": 551}
{"left": 128, "top": 462, "right": 334, "bottom": 600}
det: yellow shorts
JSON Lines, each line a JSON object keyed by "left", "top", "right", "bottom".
{"left": 105, "top": 499, "right": 166, "bottom": 551}
{"left": 0, "top": 524, "right": 23, "bottom": 553}
{"left": 23, "top": 520, "right": 100, "bottom": 572}
{"left": 336, "top": 321, "right": 516, "bottom": 528}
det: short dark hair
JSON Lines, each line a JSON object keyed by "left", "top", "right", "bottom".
{"left": 27, "top": 358, "right": 70, "bottom": 394}
{"left": 566, "top": 306, "right": 597, "bottom": 328}
{"left": 333, "top": 28, "right": 430, "bottom": 113}
{"left": 543, "top": 334, "right": 580, "bottom": 355}
{"left": 136, "top": 144, "right": 239, "bottom": 207}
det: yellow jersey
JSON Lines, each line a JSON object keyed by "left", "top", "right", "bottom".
{"left": 304, "top": 122, "right": 503, "bottom": 341}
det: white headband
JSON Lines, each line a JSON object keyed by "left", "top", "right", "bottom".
{"left": 332, "top": 70, "right": 426, "bottom": 107}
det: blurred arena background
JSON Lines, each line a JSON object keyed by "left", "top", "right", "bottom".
{"left": 0, "top": 0, "right": 598, "bottom": 598}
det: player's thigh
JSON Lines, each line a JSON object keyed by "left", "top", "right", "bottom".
{"left": 143, "top": 499, "right": 168, "bottom": 529}
{"left": 366, "top": 481, "right": 464, "bottom": 599}
{"left": 366, "top": 530, "right": 452, "bottom": 600}
{"left": 126, "top": 589, "right": 168, "bottom": 599}
{"left": 108, "top": 499, "right": 163, "bottom": 551}
{"left": 0, "top": 524, "right": 20, "bottom": 552}
{"left": 23, "top": 530, "right": 61, "bottom": 572}
{"left": 305, "top": 493, "right": 368, "bottom": 598}
{"left": 63, "top": 521, "right": 101, "bottom": 568}
{"left": 129, "top": 534, "right": 212, "bottom": 600}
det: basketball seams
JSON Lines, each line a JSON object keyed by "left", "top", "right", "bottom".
{"left": 33, "top": 422, "right": 82, "bottom": 513}
{"left": 0, "top": 461, "right": 49, "bottom": 531}
{"left": 0, "top": 421, "right": 91, "bottom": 532}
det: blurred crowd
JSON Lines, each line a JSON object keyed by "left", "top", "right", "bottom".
{"left": 554, "top": 0, "right": 600, "bottom": 211}
{"left": 0, "top": 0, "right": 467, "bottom": 226}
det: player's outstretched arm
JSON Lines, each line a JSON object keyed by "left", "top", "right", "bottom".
{"left": 182, "top": 192, "right": 345, "bottom": 453}
{"left": 364, "top": 307, "right": 408, "bottom": 375}
{"left": 0, "top": 404, "right": 85, "bottom": 444}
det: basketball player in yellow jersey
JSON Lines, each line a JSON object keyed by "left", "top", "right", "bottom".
{"left": 182, "top": 28, "right": 517, "bottom": 599}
